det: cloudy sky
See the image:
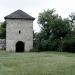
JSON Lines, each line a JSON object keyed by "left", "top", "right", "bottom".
{"left": 0, "top": 0, "right": 75, "bottom": 32}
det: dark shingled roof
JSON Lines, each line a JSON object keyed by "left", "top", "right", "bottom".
{"left": 4, "top": 10, "right": 35, "bottom": 20}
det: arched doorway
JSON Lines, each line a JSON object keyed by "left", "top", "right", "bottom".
{"left": 16, "top": 41, "right": 24, "bottom": 52}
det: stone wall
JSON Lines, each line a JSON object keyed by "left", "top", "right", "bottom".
{"left": 6, "top": 19, "right": 33, "bottom": 52}
{"left": 0, "top": 39, "right": 6, "bottom": 49}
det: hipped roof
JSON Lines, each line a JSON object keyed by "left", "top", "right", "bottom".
{"left": 4, "top": 10, "right": 35, "bottom": 20}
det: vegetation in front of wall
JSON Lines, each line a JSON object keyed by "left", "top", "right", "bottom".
{"left": 0, "top": 21, "right": 6, "bottom": 39}
{"left": 33, "top": 9, "right": 75, "bottom": 52}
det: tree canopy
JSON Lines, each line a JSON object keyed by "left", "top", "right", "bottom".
{"left": 34, "top": 9, "right": 72, "bottom": 51}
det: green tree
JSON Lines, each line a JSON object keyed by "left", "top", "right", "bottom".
{"left": 34, "top": 9, "right": 71, "bottom": 51}
{"left": 62, "top": 13, "right": 75, "bottom": 52}
{"left": 38, "top": 9, "right": 71, "bottom": 39}
{"left": 69, "top": 13, "right": 75, "bottom": 30}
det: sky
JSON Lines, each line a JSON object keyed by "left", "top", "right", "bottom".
{"left": 0, "top": 0, "right": 75, "bottom": 32}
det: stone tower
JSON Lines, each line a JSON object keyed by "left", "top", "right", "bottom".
{"left": 4, "top": 10, "right": 35, "bottom": 52}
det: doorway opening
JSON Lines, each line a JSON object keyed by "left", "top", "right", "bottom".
{"left": 16, "top": 41, "right": 24, "bottom": 52}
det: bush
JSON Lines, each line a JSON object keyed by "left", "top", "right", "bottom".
{"left": 33, "top": 34, "right": 62, "bottom": 52}
{"left": 63, "top": 37, "right": 75, "bottom": 52}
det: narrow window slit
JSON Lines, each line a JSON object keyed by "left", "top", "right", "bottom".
{"left": 19, "top": 30, "right": 21, "bottom": 34}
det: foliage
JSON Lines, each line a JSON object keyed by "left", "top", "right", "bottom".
{"left": 69, "top": 13, "right": 75, "bottom": 30}
{"left": 0, "top": 21, "right": 6, "bottom": 39}
{"left": 34, "top": 9, "right": 71, "bottom": 51}
{"left": 61, "top": 13, "right": 75, "bottom": 52}
{"left": 62, "top": 30, "right": 75, "bottom": 52}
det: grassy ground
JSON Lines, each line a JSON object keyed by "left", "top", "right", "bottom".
{"left": 0, "top": 51, "right": 75, "bottom": 75}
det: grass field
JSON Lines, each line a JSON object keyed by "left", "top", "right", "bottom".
{"left": 0, "top": 51, "right": 75, "bottom": 75}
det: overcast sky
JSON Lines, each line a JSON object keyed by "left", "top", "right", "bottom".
{"left": 0, "top": 0, "right": 75, "bottom": 32}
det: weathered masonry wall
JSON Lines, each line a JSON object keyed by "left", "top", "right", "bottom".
{"left": 6, "top": 19, "right": 33, "bottom": 52}
{"left": 0, "top": 39, "right": 6, "bottom": 50}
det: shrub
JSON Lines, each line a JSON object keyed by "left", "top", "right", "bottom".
{"left": 62, "top": 36, "right": 75, "bottom": 52}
